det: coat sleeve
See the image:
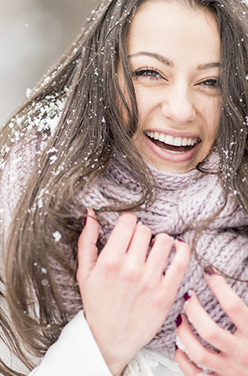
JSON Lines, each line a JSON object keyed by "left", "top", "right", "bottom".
{"left": 29, "top": 311, "right": 113, "bottom": 376}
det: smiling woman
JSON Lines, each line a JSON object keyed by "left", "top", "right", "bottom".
{"left": 1, "top": 1, "right": 248, "bottom": 376}
{"left": 125, "top": 1, "right": 221, "bottom": 172}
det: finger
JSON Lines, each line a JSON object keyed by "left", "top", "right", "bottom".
{"left": 102, "top": 212, "right": 137, "bottom": 258}
{"left": 146, "top": 233, "right": 174, "bottom": 276}
{"left": 162, "top": 239, "right": 191, "bottom": 293}
{"left": 183, "top": 290, "right": 238, "bottom": 355}
{"left": 77, "top": 208, "right": 99, "bottom": 282}
{"left": 176, "top": 314, "right": 225, "bottom": 374}
{"left": 175, "top": 347, "right": 211, "bottom": 376}
{"left": 126, "top": 224, "right": 152, "bottom": 263}
{"left": 204, "top": 266, "right": 248, "bottom": 336}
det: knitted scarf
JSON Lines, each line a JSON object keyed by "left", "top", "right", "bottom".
{"left": 1, "top": 141, "right": 248, "bottom": 354}
{"left": 76, "top": 154, "right": 248, "bottom": 352}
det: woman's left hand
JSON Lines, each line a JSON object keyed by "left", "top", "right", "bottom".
{"left": 174, "top": 266, "right": 248, "bottom": 376}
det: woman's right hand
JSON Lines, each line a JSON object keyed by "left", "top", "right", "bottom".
{"left": 77, "top": 210, "right": 191, "bottom": 376}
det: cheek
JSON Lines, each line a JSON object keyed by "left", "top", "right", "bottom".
{"left": 135, "top": 87, "right": 158, "bottom": 124}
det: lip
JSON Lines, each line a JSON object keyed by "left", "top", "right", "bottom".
{"left": 144, "top": 131, "right": 202, "bottom": 163}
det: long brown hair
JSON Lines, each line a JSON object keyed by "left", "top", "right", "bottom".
{"left": 1, "top": 0, "right": 248, "bottom": 374}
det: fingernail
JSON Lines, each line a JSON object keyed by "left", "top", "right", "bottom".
{"left": 184, "top": 290, "right": 192, "bottom": 302}
{"left": 84, "top": 210, "right": 88, "bottom": 226}
{"left": 175, "top": 314, "right": 182, "bottom": 328}
{"left": 84, "top": 208, "right": 88, "bottom": 226}
{"left": 177, "top": 238, "right": 184, "bottom": 242}
{"left": 204, "top": 265, "right": 215, "bottom": 279}
{"left": 175, "top": 344, "right": 178, "bottom": 351}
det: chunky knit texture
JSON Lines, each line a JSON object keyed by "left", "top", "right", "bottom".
{"left": 79, "top": 155, "right": 248, "bottom": 350}
{"left": 1, "top": 142, "right": 248, "bottom": 355}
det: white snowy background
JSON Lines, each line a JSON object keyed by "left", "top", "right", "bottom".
{"left": 0, "top": 0, "right": 100, "bottom": 126}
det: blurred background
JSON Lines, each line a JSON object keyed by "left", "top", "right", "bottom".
{"left": 0, "top": 0, "right": 100, "bottom": 125}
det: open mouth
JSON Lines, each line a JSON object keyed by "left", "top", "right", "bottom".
{"left": 144, "top": 131, "right": 201, "bottom": 154}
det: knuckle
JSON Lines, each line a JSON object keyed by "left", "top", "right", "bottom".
{"left": 153, "top": 297, "right": 163, "bottom": 310}
{"left": 153, "top": 291, "right": 168, "bottom": 310}
{"left": 102, "top": 258, "right": 120, "bottom": 274}
{"left": 138, "top": 275, "right": 150, "bottom": 293}
{"left": 174, "top": 257, "right": 189, "bottom": 274}
{"left": 193, "top": 351, "right": 208, "bottom": 367}
{"left": 122, "top": 264, "right": 142, "bottom": 283}
{"left": 201, "top": 326, "right": 218, "bottom": 343}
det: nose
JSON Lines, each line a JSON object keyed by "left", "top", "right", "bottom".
{"left": 162, "top": 85, "right": 196, "bottom": 125}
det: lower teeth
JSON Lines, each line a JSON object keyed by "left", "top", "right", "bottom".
{"left": 166, "top": 150, "right": 186, "bottom": 154}
{"left": 166, "top": 145, "right": 193, "bottom": 153}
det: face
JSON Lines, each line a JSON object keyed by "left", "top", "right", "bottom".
{"left": 122, "top": 0, "right": 221, "bottom": 172}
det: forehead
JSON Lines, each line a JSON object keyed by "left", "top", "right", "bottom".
{"left": 127, "top": 1, "right": 221, "bottom": 68}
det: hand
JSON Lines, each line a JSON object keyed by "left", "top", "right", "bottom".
{"left": 77, "top": 209, "right": 191, "bottom": 376}
{"left": 175, "top": 266, "right": 248, "bottom": 376}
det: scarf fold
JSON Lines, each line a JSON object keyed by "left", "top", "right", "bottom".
{"left": 77, "top": 154, "right": 248, "bottom": 351}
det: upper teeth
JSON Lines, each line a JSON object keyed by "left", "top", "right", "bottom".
{"left": 145, "top": 131, "right": 198, "bottom": 147}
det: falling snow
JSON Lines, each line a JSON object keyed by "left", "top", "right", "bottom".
{"left": 53, "top": 231, "right": 62, "bottom": 242}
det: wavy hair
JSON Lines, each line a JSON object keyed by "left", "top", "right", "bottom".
{"left": 0, "top": 0, "right": 248, "bottom": 374}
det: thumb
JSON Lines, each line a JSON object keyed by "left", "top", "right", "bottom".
{"left": 77, "top": 208, "right": 99, "bottom": 284}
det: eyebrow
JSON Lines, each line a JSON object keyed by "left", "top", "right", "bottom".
{"left": 128, "top": 52, "right": 174, "bottom": 67}
{"left": 197, "top": 62, "right": 220, "bottom": 70}
{"left": 128, "top": 51, "right": 220, "bottom": 70}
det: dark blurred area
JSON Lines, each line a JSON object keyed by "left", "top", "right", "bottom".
{"left": 0, "top": 0, "right": 100, "bottom": 125}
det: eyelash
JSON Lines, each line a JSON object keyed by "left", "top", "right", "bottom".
{"left": 132, "top": 68, "right": 220, "bottom": 90}
{"left": 132, "top": 68, "right": 163, "bottom": 80}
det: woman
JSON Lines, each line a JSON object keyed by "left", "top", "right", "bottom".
{"left": 1, "top": 0, "right": 248, "bottom": 375}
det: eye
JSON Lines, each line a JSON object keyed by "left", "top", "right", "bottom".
{"left": 132, "top": 68, "right": 163, "bottom": 80}
{"left": 200, "top": 78, "right": 220, "bottom": 89}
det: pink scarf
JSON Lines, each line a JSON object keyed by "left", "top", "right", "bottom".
{"left": 77, "top": 154, "right": 248, "bottom": 350}
{"left": 1, "top": 140, "right": 248, "bottom": 352}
